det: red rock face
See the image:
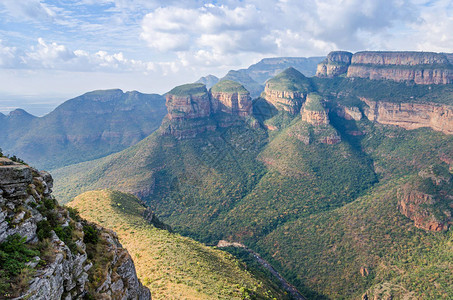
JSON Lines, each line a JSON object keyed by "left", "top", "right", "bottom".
{"left": 351, "top": 51, "right": 449, "bottom": 65}
{"left": 263, "top": 86, "right": 304, "bottom": 114}
{"left": 301, "top": 110, "right": 329, "bottom": 126}
{"left": 316, "top": 51, "right": 353, "bottom": 77}
{"left": 362, "top": 98, "right": 453, "bottom": 135}
{"left": 166, "top": 93, "right": 211, "bottom": 120}
{"left": 398, "top": 186, "right": 450, "bottom": 231}
{"left": 347, "top": 65, "right": 453, "bottom": 84}
{"left": 210, "top": 91, "right": 252, "bottom": 116}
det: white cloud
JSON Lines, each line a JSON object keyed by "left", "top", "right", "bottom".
{"left": 0, "top": 0, "right": 58, "bottom": 21}
{"left": 0, "top": 38, "right": 165, "bottom": 74}
{"left": 0, "top": 40, "right": 19, "bottom": 67}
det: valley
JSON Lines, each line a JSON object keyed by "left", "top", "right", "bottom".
{"left": 2, "top": 50, "right": 453, "bottom": 299}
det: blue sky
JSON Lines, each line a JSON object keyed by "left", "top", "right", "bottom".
{"left": 0, "top": 0, "right": 452, "bottom": 115}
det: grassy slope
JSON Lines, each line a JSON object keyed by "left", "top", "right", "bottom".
{"left": 168, "top": 83, "right": 207, "bottom": 97}
{"left": 265, "top": 68, "right": 312, "bottom": 93}
{"left": 211, "top": 80, "right": 248, "bottom": 94}
{"left": 259, "top": 121, "right": 453, "bottom": 299}
{"left": 53, "top": 76, "right": 453, "bottom": 299}
{"left": 69, "top": 190, "right": 289, "bottom": 300}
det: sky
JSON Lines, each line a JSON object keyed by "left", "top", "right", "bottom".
{"left": 0, "top": 0, "right": 452, "bottom": 115}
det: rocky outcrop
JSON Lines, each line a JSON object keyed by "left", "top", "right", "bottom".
{"left": 347, "top": 51, "right": 453, "bottom": 84}
{"left": 362, "top": 98, "right": 453, "bottom": 134}
{"left": 351, "top": 51, "right": 449, "bottom": 65}
{"left": 163, "top": 83, "right": 216, "bottom": 139}
{"left": 398, "top": 187, "right": 451, "bottom": 232}
{"left": 163, "top": 82, "right": 256, "bottom": 139}
{"left": 301, "top": 94, "right": 329, "bottom": 126}
{"left": 334, "top": 105, "right": 362, "bottom": 121}
{"left": 263, "top": 67, "right": 311, "bottom": 114}
{"left": 316, "top": 51, "right": 352, "bottom": 77}
{"left": 262, "top": 89, "right": 304, "bottom": 114}
{"left": 398, "top": 166, "right": 452, "bottom": 232}
{"left": 0, "top": 157, "right": 150, "bottom": 299}
{"left": 166, "top": 83, "right": 211, "bottom": 120}
{"left": 210, "top": 80, "right": 252, "bottom": 116}
{"left": 292, "top": 93, "right": 341, "bottom": 145}
{"left": 316, "top": 51, "right": 453, "bottom": 84}
{"left": 347, "top": 64, "right": 453, "bottom": 84}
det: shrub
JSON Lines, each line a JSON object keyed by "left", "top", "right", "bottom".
{"left": 83, "top": 224, "right": 99, "bottom": 245}
{"left": 67, "top": 207, "right": 81, "bottom": 222}
{"left": 36, "top": 220, "right": 52, "bottom": 241}
{"left": 0, "top": 234, "right": 39, "bottom": 296}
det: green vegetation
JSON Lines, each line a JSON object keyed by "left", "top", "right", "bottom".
{"left": 222, "top": 70, "right": 264, "bottom": 98}
{"left": 69, "top": 190, "right": 290, "bottom": 300}
{"left": 265, "top": 67, "right": 313, "bottom": 93}
{"left": 53, "top": 72, "right": 453, "bottom": 299}
{"left": 0, "top": 89, "right": 166, "bottom": 170}
{"left": 0, "top": 234, "right": 40, "bottom": 297}
{"left": 168, "top": 83, "right": 207, "bottom": 97}
{"left": 313, "top": 76, "right": 453, "bottom": 105}
{"left": 350, "top": 63, "right": 453, "bottom": 70}
{"left": 211, "top": 80, "right": 248, "bottom": 94}
{"left": 304, "top": 93, "right": 324, "bottom": 111}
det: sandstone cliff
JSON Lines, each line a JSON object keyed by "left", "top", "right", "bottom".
{"left": 162, "top": 83, "right": 216, "bottom": 139}
{"left": 0, "top": 157, "right": 150, "bottom": 299}
{"left": 292, "top": 93, "right": 341, "bottom": 145}
{"left": 162, "top": 82, "right": 257, "bottom": 139}
{"left": 316, "top": 51, "right": 352, "bottom": 77}
{"left": 263, "top": 67, "right": 312, "bottom": 114}
{"left": 210, "top": 80, "right": 252, "bottom": 116}
{"left": 166, "top": 83, "right": 211, "bottom": 120}
{"left": 362, "top": 98, "right": 453, "bottom": 134}
{"left": 397, "top": 166, "right": 452, "bottom": 231}
{"left": 316, "top": 51, "right": 453, "bottom": 84}
{"left": 347, "top": 51, "right": 453, "bottom": 84}
{"left": 301, "top": 93, "right": 329, "bottom": 126}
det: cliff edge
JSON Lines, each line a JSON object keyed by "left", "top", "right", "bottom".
{"left": 0, "top": 157, "right": 150, "bottom": 299}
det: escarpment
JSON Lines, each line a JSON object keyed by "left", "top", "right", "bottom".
{"left": 362, "top": 98, "right": 453, "bottom": 134}
{"left": 263, "top": 67, "right": 312, "bottom": 114}
{"left": 0, "top": 157, "right": 150, "bottom": 299}
{"left": 348, "top": 51, "right": 453, "bottom": 84}
{"left": 315, "top": 51, "right": 353, "bottom": 77}
{"left": 317, "top": 51, "right": 453, "bottom": 84}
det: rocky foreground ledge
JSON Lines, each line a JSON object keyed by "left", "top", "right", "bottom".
{"left": 0, "top": 157, "right": 150, "bottom": 299}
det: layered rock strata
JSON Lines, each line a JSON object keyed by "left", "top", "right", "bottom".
{"left": 163, "top": 82, "right": 255, "bottom": 139}
{"left": 317, "top": 51, "right": 453, "bottom": 84}
{"left": 295, "top": 93, "right": 341, "bottom": 145}
{"left": 163, "top": 83, "right": 215, "bottom": 139}
{"left": 210, "top": 80, "right": 252, "bottom": 117}
{"left": 316, "top": 51, "right": 353, "bottom": 77}
{"left": 262, "top": 89, "right": 304, "bottom": 114}
{"left": 0, "top": 157, "right": 150, "bottom": 299}
{"left": 398, "top": 185, "right": 452, "bottom": 232}
{"left": 347, "top": 51, "right": 453, "bottom": 84}
{"left": 301, "top": 93, "right": 329, "bottom": 126}
{"left": 362, "top": 98, "right": 453, "bottom": 134}
{"left": 263, "top": 67, "right": 310, "bottom": 114}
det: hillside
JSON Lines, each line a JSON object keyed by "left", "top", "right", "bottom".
{"left": 0, "top": 89, "right": 166, "bottom": 170}
{"left": 69, "top": 189, "right": 291, "bottom": 300}
{"left": 0, "top": 157, "right": 150, "bottom": 299}
{"left": 246, "top": 57, "right": 325, "bottom": 83}
{"left": 221, "top": 70, "right": 264, "bottom": 99}
{"left": 52, "top": 63, "right": 453, "bottom": 299}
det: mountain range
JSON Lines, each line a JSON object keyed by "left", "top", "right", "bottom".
{"left": 1, "top": 51, "right": 452, "bottom": 299}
